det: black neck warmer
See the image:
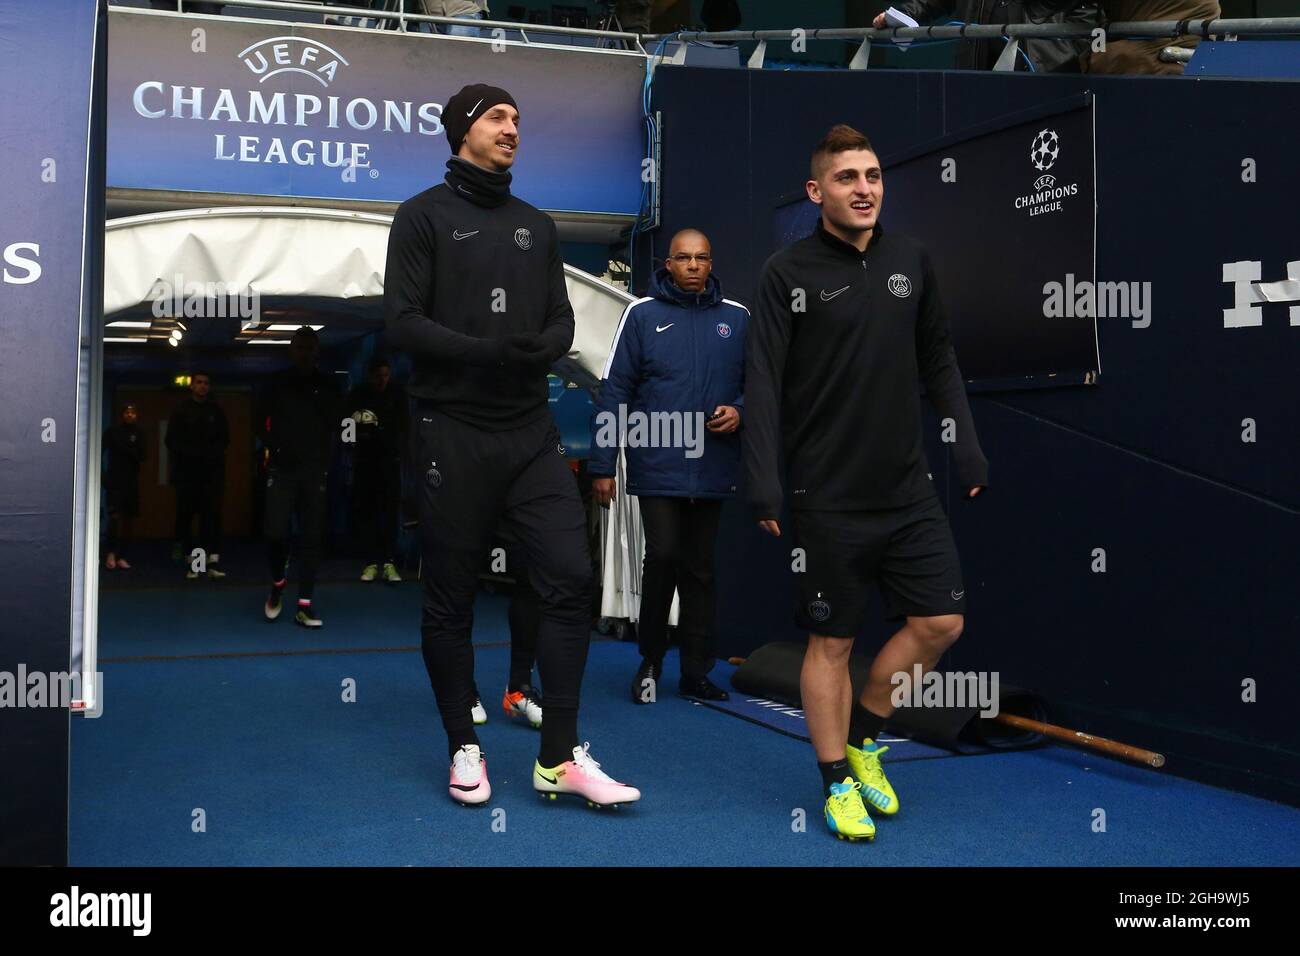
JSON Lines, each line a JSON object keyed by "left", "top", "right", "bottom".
{"left": 445, "top": 156, "right": 512, "bottom": 209}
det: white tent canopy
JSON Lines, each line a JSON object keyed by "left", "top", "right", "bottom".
{"left": 103, "top": 206, "right": 630, "bottom": 384}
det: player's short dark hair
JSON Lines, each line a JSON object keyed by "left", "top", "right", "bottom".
{"left": 811, "top": 124, "right": 876, "bottom": 181}
{"left": 367, "top": 354, "right": 390, "bottom": 372}
{"left": 191, "top": 370, "right": 210, "bottom": 381}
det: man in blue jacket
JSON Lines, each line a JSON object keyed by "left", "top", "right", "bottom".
{"left": 590, "top": 229, "right": 748, "bottom": 703}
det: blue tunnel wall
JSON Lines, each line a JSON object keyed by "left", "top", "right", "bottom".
{"left": 648, "top": 66, "right": 1300, "bottom": 805}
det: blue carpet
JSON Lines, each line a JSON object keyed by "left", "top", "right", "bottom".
{"left": 72, "top": 590, "right": 1300, "bottom": 866}
{"left": 698, "top": 680, "right": 954, "bottom": 761}
{"left": 99, "top": 581, "right": 474, "bottom": 658}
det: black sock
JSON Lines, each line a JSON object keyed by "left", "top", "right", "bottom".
{"left": 849, "top": 701, "right": 887, "bottom": 747}
{"left": 539, "top": 707, "right": 578, "bottom": 767}
{"left": 819, "top": 758, "right": 851, "bottom": 796}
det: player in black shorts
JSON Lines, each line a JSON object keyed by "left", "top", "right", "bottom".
{"left": 744, "top": 124, "right": 988, "bottom": 841}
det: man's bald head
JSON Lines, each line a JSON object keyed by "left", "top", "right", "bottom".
{"left": 669, "top": 228, "right": 709, "bottom": 253}
{"left": 665, "top": 229, "right": 713, "bottom": 295}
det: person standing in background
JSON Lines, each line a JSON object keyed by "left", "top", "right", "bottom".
{"left": 1082, "top": 0, "right": 1220, "bottom": 74}
{"left": 415, "top": 0, "right": 488, "bottom": 35}
{"left": 348, "top": 355, "right": 407, "bottom": 585}
{"left": 872, "top": 0, "right": 1098, "bottom": 73}
{"left": 167, "top": 371, "right": 229, "bottom": 580}
{"left": 260, "top": 327, "right": 341, "bottom": 629}
{"left": 104, "top": 404, "right": 147, "bottom": 571}
{"left": 589, "top": 228, "right": 748, "bottom": 705}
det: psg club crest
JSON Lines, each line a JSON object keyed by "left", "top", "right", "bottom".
{"left": 716, "top": 321, "right": 732, "bottom": 338}
{"left": 808, "top": 598, "right": 831, "bottom": 623}
{"left": 887, "top": 274, "right": 912, "bottom": 298}
{"left": 514, "top": 228, "right": 532, "bottom": 250}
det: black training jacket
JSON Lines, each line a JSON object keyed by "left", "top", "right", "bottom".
{"left": 104, "top": 423, "right": 147, "bottom": 490}
{"left": 383, "top": 184, "right": 574, "bottom": 431}
{"left": 165, "top": 398, "right": 229, "bottom": 484}
{"left": 258, "top": 367, "right": 341, "bottom": 470}
{"left": 345, "top": 381, "right": 408, "bottom": 462}
{"left": 744, "top": 220, "right": 988, "bottom": 519}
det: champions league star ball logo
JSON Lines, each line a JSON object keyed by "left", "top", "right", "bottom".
{"left": 1015, "top": 128, "right": 1077, "bottom": 218}
{"left": 716, "top": 321, "right": 732, "bottom": 338}
{"left": 1030, "top": 129, "right": 1060, "bottom": 172}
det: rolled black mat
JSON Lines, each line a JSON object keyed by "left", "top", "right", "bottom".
{"left": 730, "top": 642, "right": 1047, "bottom": 754}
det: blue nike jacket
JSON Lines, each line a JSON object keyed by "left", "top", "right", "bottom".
{"left": 589, "top": 267, "right": 748, "bottom": 498}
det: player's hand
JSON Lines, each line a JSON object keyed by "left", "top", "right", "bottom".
{"left": 967, "top": 485, "right": 985, "bottom": 499}
{"left": 758, "top": 518, "right": 781, "bottom": 537}
{"left": 501, "top": 334, "right": 551, "bottom": 372}
{"left": 706, "top": 405, "right": 740, "bottom": 433}
{"left": 872, "top": 12, "right": 888, "bottom": 28}
{"left": 592, "top": 477, "right": 617, "bottom": 507}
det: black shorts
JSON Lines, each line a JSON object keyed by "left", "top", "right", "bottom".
{"left": 791, "top": 496, "right": 966, "bottom": 637}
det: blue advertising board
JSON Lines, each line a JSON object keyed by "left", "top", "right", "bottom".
{"left": 107, "top": 8, "right": 647, "bottom": 215}
{"left": 0, "top": 0, "right": 105, "bottom": 866}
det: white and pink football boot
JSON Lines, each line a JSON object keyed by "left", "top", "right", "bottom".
{"left": 449, "top": 744, "right": 491, "bottom": 806}
{"left": 533, "top": 742, "right": 641, "bottom": 809}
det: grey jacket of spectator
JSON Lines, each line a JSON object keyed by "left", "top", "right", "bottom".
{"left": 898, "top": 0, "right": 1099, "bottom": 73}
{"left": 417, "top": 0, "right": 488, "bottom": 17}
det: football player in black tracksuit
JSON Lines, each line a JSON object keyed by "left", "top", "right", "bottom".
{"left": 347, "top": 354, "right": 407, "bottom": 585}
{"left": 167, "top": 371, "right": 230, "bottom": 579}
{"left": 104, "top": 403, "right": 147, "bottom": 571}
{"left": 384, "top": 83, "right": 639, "bottom": 809}
{"left": 260, "top": 326, "right": 340, "bottom": 629}
{"left": 745, "top": 124, "right": 989, "bottom": 842}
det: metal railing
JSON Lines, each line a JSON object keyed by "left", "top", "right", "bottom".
{"left": 642, "top": 19, "right": 1300, "bottom": 71}
{"left": 133, "top": 1, "right": 644, "bottom": 50}
{"left": 120, "top": 4, "right": 1300, "bottom": 71}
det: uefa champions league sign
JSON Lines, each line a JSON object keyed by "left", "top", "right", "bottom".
{"left": 107, "top": 8, "right": 645, "bottom": 215}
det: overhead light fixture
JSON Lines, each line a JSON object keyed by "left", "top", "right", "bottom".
{"left": 248, "top": 339, "right": 292, "bottom": 345}
{"left": 107, "top": 320, "right": 152, "bottom": 329}
{"left": 266, "top": 324, "right": 325, "bottom": 332}
{"left": 104, "top": 337, "right": 149, "bottom": 344}
{"left": 175, "top": 321, "right": 187, "bottom": 331}
{"left": 167, "top": 338, "right": 180, "bottom": 348}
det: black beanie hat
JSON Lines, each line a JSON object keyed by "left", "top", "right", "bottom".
{"left": 444, "top": 84, "right": 518, "bottom": 155}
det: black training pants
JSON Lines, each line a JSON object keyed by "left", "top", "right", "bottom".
{"left": 174, "top": 472, "right": 224, "bottom": 559}
{"left": 354, "top": 454, "right": 401, "bottom": 566}
{"left": 636, "top": 495, "right": 723, "bottom": 680}
{"left": 415, "top": 404, "right": 591, "bottom": 753}
{"left": 264, "top": 462, "right": 328, "bottom": 601}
